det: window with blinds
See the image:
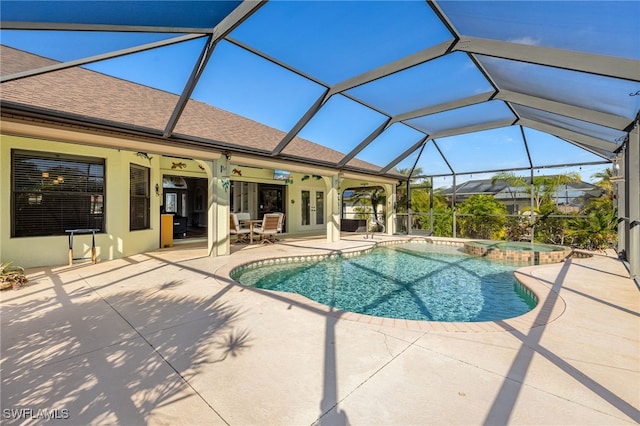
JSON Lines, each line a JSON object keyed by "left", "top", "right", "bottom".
{"left": 12, "top": 150, "right": 105, "bottom": 237}
{"left": 130, "top": 164, "right": 150, "bottom": 231}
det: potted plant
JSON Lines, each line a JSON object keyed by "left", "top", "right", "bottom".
{"left": 1, "top": 262, "right": 28, "bottom": 290}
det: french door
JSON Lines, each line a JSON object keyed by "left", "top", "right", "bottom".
{"left": 301, "top": 189, "right": 325, "bottom": 230}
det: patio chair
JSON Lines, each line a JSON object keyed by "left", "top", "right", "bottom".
{"left": 230, "top": 213, "right": 251, "bottom": 243}
{"left": 275, "top": 212, "right": 285, "bottom": 235}
{"left": 253, "top": 213, "right": 280, "bottom": 244}
{"left": 236, "top": 212, "right": 251, "bottom": 223}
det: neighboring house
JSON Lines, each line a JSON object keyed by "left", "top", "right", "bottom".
{"left": 443, "top": 178, "right": 603, "bottom": 214}
{"left": 1, "top": 46, "right": 397, "bottom": 267}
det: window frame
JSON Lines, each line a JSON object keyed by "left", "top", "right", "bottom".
{"left": 11, "top": 149, "right": 106, "bottom": 237}
{"left": 130, "top": 163, "right": 151, "bottom": 231}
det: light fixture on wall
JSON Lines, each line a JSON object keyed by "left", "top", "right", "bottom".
{"left": 611, "top": 155, "right": 625, "bottom": 183}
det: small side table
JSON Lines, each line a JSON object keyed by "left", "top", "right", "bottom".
{"left": 65, "top": 229, "right": 99, "bottom": 265}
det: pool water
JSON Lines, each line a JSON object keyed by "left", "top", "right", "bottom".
{"left": 232, "top": 243, "right": 536, "bottom": 322}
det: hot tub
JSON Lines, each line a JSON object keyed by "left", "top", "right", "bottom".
{"left": 464, "top": 240, "right": 571, "bottom": 264}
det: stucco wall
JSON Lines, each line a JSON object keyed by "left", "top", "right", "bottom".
{"left": 1, "top": 135, "right": 162, "bottom": 268}
{"left": 1, "top": 134, "right": 398, "bottom": 267}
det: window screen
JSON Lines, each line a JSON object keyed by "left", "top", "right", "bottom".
{"left": 12, "top": 150, "right": 105, "bottom": 237}
{"left": 130, "top": 164, "right": 150, "bottom": 231}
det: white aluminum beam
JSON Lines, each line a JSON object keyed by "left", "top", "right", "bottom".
{"left": 1, "top": 34, "right": 206, "bottom": 83}
{"left": 393, "top": 92, "right": 495, "bottom": 123}
{"left": 519, "top": 118, "right": 618, "bottom": 154}
{"left": 454, "top": 36, "right": 640, "bottom": 82}
{"left": 329, "top": 41, "right": 453, "bottom": 95}
{"left": 338, "top": 118, "right": 392, "bottom": 167}
{"left": 271, "top": 89, "right": 332, "bottom": 155}
{"left": 225, "top": 36, "right": 327, "bottom": 86}
{"left": 429, "top": 118, "right": 516, "bottom": 139}
{"left": 211, "top": 1, "right": 266, "bottom": 40}
{"left": 380, "top": 137, "right": 428, "bottom": 174}
{"left": 0, "top": 21, "right": 211, "bottom": 33}
{"left": 163, "top": 0, "right": 266, "bottom": 138}
{"left": 497, "top": 90, "right": 631, "bottom": 130}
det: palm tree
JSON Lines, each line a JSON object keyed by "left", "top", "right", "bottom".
{"left": 395, "top": 167, "right": 424, "bottom": 214}
{"left": 565, "top": 168, "right": 617, "bottom": 250}
{"left": 491, "top": 171, "right": 581, "bottom": 212}
{"left": 567, "top": 197, "right": 617, "bottom": 250}
{"left": 548, "top": 172, "right": 582, "bottom": 207}
{"left": 491, "top": 171, "right": 526, "bottom": 213}
{"left": 350, "top": 186, "right": 386, "bottom": 226}
{"left": 592, "top": 168, "right": 614, "bottom": 200}
{"left": 394, "top": 166, "right": 424, "bottom": 180}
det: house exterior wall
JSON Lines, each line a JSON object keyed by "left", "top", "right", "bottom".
{"left": 1, "top": 133, "right": 398, "bottom": 268}
{"left": 1, "top": 134, "right": 162, "bottom": 268}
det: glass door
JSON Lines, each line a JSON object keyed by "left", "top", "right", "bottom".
{"left": 258, "top": 184, "right": 285, "bottom": 217}
{"left": 301, "top": 189, "right": 325, "bottom": 230}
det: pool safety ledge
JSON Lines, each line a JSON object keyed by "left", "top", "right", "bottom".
{"left": 217, "top": 237, "right": 566, "bottom": 333}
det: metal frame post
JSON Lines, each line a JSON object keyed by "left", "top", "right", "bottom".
{"left": 627, "top": 121, "right": 639, "bottom": 278}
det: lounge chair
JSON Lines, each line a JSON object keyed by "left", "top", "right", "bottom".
{"left": 253, "top": 213, "right": 280, "bottom": 244}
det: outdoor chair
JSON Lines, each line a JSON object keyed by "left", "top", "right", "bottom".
{"left": 253, "top": 213, "right": 280, "bottom": 244}
{"left": 230, "top": 213, "right": 251, "bottom": 243}
{"left": 275, "top": 212, "right": 285, "bottom": 235}
{"left": 236, "top": 212, "right": 251, "bottom": 223}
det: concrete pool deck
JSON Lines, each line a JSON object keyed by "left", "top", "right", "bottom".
{"left": 1, "top": 235, "right": 638, "bottom": 425}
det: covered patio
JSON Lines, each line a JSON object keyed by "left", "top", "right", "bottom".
{"left": 1, "top": 236, "right": 638, "bottom": 424}
{"left": 1, "top": 0, "right": 639, "bottom": 275}
{"left": 1, "top": 1, "right": 639, "bottom": 424}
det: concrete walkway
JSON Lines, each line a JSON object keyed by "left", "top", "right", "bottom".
{"left": 1, "top": 235, "right": 638, "bottom": 425}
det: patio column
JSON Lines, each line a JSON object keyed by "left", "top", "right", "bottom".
{"left": 211, "top": 158, "right": 231, "bottom": 257}
{"left": 326, "top": 175, "right": 341, "bottom": 243}
{"left": 627, "top": 121, "right": 639, "bottom": 278}
{"left": 384, "top": 183, "right": 395, "bottom": 235}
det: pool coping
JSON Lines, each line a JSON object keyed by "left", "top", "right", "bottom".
{"left": 213, "top": 237, "right": 566, "bottom": 333}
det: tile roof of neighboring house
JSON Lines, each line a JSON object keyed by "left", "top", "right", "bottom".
{"left": 1, "top": 45, "right": 391, "bottom": 175}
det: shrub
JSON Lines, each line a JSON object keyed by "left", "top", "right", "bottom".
{"left": 457, "top": 195, "right": 507, "bottom": 239}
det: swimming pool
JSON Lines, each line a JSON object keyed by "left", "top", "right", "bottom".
{"left": 231, "top": 242, "right": 536, "bottom": 322}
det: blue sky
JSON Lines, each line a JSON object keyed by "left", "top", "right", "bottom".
{"left": 2, "top": 0, "right": 635, "bottom": 185}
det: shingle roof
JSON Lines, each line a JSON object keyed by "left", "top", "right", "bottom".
{"left": 1, "top": 45, "right": 388, "bottom": 175}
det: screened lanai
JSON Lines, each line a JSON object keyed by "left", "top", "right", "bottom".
{"left": 1, "top": 0, "right": 639, "bottom": 276}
